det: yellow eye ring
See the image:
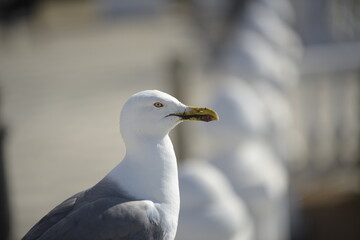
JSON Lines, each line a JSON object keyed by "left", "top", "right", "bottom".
{"left": 153, "top": 102, "right": 164, "bottom": 108}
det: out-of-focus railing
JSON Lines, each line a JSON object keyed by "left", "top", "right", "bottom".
{"left": 297, "top": 43, "right": 360, "bottom": 173}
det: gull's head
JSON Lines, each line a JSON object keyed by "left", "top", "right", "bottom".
{"left": 120, "top": 90, "right": 219, "bottom": 140}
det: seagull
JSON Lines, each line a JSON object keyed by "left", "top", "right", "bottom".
{"left": 22, "top": 90, "right": 219, "bottom": 240}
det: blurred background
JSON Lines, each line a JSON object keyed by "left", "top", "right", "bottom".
{"left": 0, "top": 0, "right": 359, "bottom": 240}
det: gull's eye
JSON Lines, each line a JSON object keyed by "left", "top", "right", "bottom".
{"left": 153, "top": 102, "right": 164, "bottom": 108}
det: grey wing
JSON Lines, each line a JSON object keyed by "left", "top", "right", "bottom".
{"left": 36, "top": 198, "right": 164, "bottom": 240}
{"left": 22, "top": 191, "right": 84, "bottom": 240}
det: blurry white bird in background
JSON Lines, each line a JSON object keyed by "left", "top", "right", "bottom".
{"left": 214, "top": 0, "right": 308, "bottom": 170}
{"left": 176, "top": 160, "right": 255, "bottom": 240}
{"left": 204, "top": 78, "right": 290, "bottom": 240}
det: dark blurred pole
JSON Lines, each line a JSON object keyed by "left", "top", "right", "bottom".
{"left": 0, "top": 0, "right": 41, "bottom": 41}
{"left": 0, "top": 127, "right": 9, "bottom": 240}
{"left": 169, "top": 56, "right": 187, "bottom": 162}
{"left": 0, "top": 0, "right": 41, "bottom": 25}
{"left": 0, "top": 88, "right": 10, "bottom": 240}
{"left": 358, "top": 70, "right": 360, "bottom": 173}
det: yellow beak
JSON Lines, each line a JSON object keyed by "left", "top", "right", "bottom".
{"left": 168, "top": 106, "right": 219, "bottom": 122}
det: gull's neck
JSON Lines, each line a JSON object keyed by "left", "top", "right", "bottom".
{"left": 104, "top": 133, "right": 180, "bottom": 240}
{"left": 106, "top": 134, "right": 180, "bottom": 207}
